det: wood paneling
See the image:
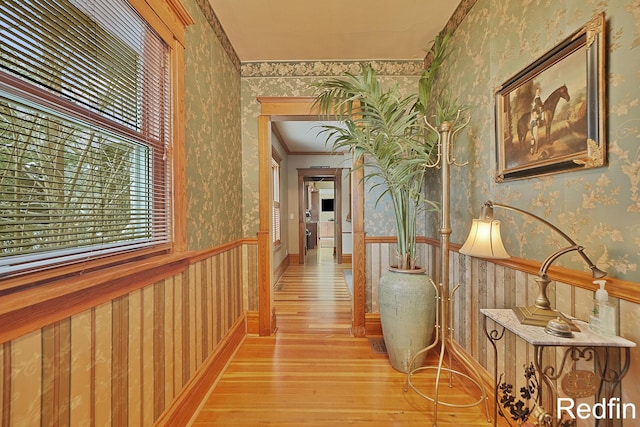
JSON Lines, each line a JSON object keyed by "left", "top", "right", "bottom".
{"left": 0, "top": 243, "right": 248, "bottom": 427}
{"left": 154, "top": 316, "right": 245, "bottom": 427}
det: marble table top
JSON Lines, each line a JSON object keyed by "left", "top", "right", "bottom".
{"left": 481, "top": 308, "right": 636, "bottom": 348}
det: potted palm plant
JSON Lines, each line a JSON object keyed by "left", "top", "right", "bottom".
{"left": 311, "top": 34, "right": 460, "bottom": 372}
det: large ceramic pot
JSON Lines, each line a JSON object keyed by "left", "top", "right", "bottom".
{"left": 378, "top": 268, "right": 437, "bottom": 373}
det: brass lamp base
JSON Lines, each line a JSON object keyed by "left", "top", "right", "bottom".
{"left": 512, "top": 306, "right": 580, "bottom": 332}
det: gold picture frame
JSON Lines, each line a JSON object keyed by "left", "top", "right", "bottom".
{"left": 494, "top": 12, "right": 606, "bottom": 182}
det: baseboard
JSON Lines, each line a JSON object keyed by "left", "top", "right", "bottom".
{"left": 365, "top": 313, "right": 382, "bottom": 336}
{"left": 449, "top": 341, "right": 494, "bottom": 395}
{"left": 273, "top": 255, "right": 289, "bottom": 283}
{"left": 246, "top": 310, "right": 259, "bottom": 335}
{"left": 286, "top": 253, "right": 350, "bottom": 265}
{"left": 449, "top": 341, "right": 503, "bottom": 425}
{"left": 154, "top": 314, "right": 246, "bottom": 426}
{"left": 288, "top": 253, "right": 300, "bottom": 264}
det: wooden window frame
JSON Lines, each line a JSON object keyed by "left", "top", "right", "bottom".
{"left": 0, "top": 0, "right": 192, "bottom": 344}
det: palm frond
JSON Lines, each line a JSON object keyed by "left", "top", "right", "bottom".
{"left": 310, "top": 34, "right": 462, "bottom": 269}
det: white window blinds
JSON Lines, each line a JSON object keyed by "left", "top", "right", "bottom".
{"left": 0, "top": 0, "right": 171, "bottom": 278}
{"left": 271, "top": 156, "right": 281, "bottom": 245}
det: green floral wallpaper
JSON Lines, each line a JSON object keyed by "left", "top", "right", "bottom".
{"left": 438, "top": 0, "right": 640, "bottom": 407}
{"left": 182, "top": 0, "right": 243, "bottom": 250}
{"left": 184, "top": 0, "right": 639, "bottom": 284}
{"left": 430, "top": 0, "right": 640, "bottom": 283}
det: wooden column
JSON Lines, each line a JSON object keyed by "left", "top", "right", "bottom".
{"left": 351, "top": 155, "right": 366, "bottom": 337}
{"left": 258, "top": 114, "right": 274, "bottom": 335}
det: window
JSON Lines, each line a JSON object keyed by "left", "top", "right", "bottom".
{"left": 271, "top": 151, "right": 281, "bottom": 246}
{"left": 0, "top": 0, "right": 171, "bottom": 279}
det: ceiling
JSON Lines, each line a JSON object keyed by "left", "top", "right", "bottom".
{"left": 270, "top": 116, "right": 348, "bottom": 155}
{"left": 207, "top": 0, "right": 461, "bottom": 153}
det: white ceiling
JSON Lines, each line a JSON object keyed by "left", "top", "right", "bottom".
{"left": 207, "top": 0, "right": 459, "bottom": 62}
{"left": 207, "top": 0, "right": 461, "bottom": 153}
{"left": 271, "top": 118, "right": 348, "bottom": 155}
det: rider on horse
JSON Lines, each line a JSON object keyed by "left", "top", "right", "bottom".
{"left": 530, "top": 87, "right": 544, "bottom": 153}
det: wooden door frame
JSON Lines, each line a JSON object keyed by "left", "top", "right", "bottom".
{"left": 256, "top": 96, "right": 366, "bottom": 337}
{"left": 298, "top": 169, "right": 342, "bottom": 265}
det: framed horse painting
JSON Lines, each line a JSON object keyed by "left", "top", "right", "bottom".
{"left": 494, "top": 12, "right": 606, "bottom": 182}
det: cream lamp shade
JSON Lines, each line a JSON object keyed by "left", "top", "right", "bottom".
{"left": 459, "top": 218, "right": 510, "bottom": 259}
{"left": 460, "top": 200, "right": 606, "bottom": 330}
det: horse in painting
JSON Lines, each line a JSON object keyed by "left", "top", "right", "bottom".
{"left": 516, "top": 84, "right": 570, "bottom": 154}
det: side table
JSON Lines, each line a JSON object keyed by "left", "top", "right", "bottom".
{"left": 481, "top": 309, "right": 635, "bottom": 426}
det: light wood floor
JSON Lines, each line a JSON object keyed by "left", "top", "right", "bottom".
{"left": 191, "top": 247, "right": 501, "bottom": 426}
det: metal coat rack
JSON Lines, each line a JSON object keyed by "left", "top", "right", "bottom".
{"left": 404, "top": 115, "right": 491, "bottom": 426}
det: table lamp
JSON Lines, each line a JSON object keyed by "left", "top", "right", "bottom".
{"left": 460, "top": 200, "right": 606, "bottom": 330}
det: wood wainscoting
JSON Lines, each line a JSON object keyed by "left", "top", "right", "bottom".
{"left": 155, "top": 315, "right": 246, "bottom": 426}
{"left": 1, "top": 239, "right": 249, "bottom": 427}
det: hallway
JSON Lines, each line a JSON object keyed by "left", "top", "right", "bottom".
{"left": 191, "top": 248, "right": 498, "bottom": 425}
{"left": 274, "top": 247, "right": 351, "bottom": 335}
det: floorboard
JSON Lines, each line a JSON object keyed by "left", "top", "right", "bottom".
{"left": 190, "top": 247, "right": 504, "bottom": 426}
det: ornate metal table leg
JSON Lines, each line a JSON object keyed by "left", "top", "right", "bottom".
{"left": 483, "top": 314, "right": 505, "bottom": 427}
{"left": 593, "top": 347, "right": 631, "bottom": 427}
{"left": 534, "top": 345, "right": 632, "bottom": 426}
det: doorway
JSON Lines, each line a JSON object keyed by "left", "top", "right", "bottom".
{"left": 298, "top": 169, "right": 342, "bottom": 265}
{"left": 305, "top": 178, "right": 335, "bottom": 261}
{"left": 256, "top": 97, "right": 366, "bottom": 337}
